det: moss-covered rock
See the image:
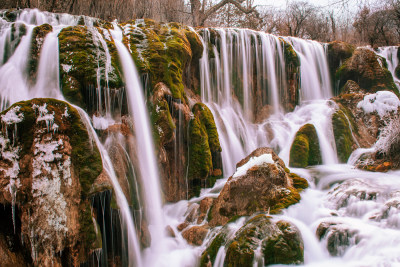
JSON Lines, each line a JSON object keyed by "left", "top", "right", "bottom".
{"left": 332, "top": 107, "right": 355, "bottom": 163}
{"left": 327, "top": 41, "right": 355, "bottom": 94}
{"left": 122, "top": 20, "right": 203, "bottom": 103}
{"left": 335, "top": 48, "right": 397, "bottom": 95}
{"left": 202, "top": 215, "right": 304, "bottom": 267}
{"left": 58, "top": 26, "right": 123, "bottom": 112}
{"left": 0, "top": 98, "right": 104, "bottom": 265}
{"left": 208, "top": 148, "right": 302, "bottom": 227}
{"left": 289, "top": 124, "right": 322, "bottom": 168}
{"left": 188, "top": 103, "right": 222, "bottom": 197}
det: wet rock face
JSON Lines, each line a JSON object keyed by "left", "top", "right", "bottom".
{"left": 201, "top": 215, "right": 304, "bottom": 267}
{"left": 208, "top": 148, "right": 302, "bottom": 227}
{"left": 0, "top": 99, "right": 104, "bottom": 265}
{"left": 317, "top": 221, "right": 359, "bottom": 256}
{"left": 289, "top": 124, "right": 322, "bottom": 168}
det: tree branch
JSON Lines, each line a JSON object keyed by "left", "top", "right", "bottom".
{"left": 204, "top": 0, "right": 256, "bottom": 20}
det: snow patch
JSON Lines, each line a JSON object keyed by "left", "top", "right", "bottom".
{"left": 61, "top": 64, "right": 72, "bottom": 73}
{"left": 1, "top": 106, "right": 23, "bottom": 124}
{"left": 357, "top": 91, "right": 400, "bottom": 117}
{"left": 232, "top": 154, "right": 274, "bottom": 178}
{"left": 92, "top": 115, "right": 113, "bottom": 130}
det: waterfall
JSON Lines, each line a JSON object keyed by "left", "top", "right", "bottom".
{"left": 284, "top": 36, "right": 333, "bottom": 101}
{"left": 377, "top": 46, "right": 400, "bottom": 91}
{"left": 199, "top": 28, "right": 338, "bottom": 171}
{"left": 110, "top": 25, "right": 168, "bottom": 265}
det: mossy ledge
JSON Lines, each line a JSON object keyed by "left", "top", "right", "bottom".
{"left": 332, "top": 107, "right": 355, "bottom": 163}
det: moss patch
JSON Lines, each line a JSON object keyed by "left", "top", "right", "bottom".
{"left": 332, "top": 108, "right": 355, "bottom": 163}
{"left": 188, "top": 103, "right": 221, "bottom": 196}
{"left": 122, "top": 20, "right": 203, "bottom": 103}
{"left": 289, "top": 124, "right": 322, "bottom": 168}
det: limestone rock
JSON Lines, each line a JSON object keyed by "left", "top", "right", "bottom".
{"left": 0, "top": 99, "right": 104, "bottom": 265}
{"left": 182, "top": 225, "right": 209, "bottom": 246}
{"left": 208, "top": 148, "right": 301, "bottom": 227}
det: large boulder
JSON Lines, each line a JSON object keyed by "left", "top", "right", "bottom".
{"left": 208, "top": 148, "right": 305, "bottom": 227}
{"left": 335, "top": 48, "right": 397, "bottom": 95}
{"left": 0, "top": 99, "right": 106, "bottom": 265}
{"left": 201, "top": 214, "right": 304, "bottom": 267}
{"left": 289, "top": 124, "right": 322, "bottom": 168}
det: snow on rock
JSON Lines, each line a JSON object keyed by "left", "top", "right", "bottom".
{"left": 357, "top": 91, "right": 400, "bottom": 117}
{"left": 1, "top": 106, "right": 24, "bottom": 125}
{"left": 233, "top": 153, "right": 274, "bottom": 178}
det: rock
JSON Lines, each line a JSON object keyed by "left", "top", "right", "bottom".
{"left": 317, "top": 221, "right": 359, "bottom": 256}
{"left": 201, "top": 215, "right": 304, "bottom": 267}
{"left": 0, "top": 99, "right": 105, "bottom": 265}
{"left": 188, "top": 103, "right": 222, "bottom": 197}
{"left": 182, "top": 225, "right": 209, "bottom": 246}
{"left": 335, "top": 48, "right": 397, "bottom": 95}
{"left": 327, "top": 41, "right": 355, "bottom": 93}
{"left": 332, "top": 107, "right": 355, "bottom": 163}
{"left": 208, "top": 148, "right": 301, "bottom": 227}
{"left": 289, "top": 124, "right": 322, "bottom": 168}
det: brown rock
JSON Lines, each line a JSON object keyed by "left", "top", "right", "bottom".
{"left": 208, "top": 148, "right": 300, "bottom": 227}
{"left": 182, "top": 225, "right": 209, "bottom": 246}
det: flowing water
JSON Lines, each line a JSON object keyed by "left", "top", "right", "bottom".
{"left": 378, "top": 46, "right": 400, "bottom": 92}
{"left": 1, "top": 8, "right": 400, "bottom": 267}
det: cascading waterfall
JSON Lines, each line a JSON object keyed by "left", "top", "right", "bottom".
{"left": 2, "top": 7, "right": 400, "bottom": 267}
{"left": 200, "top": 28, "right": 338, "bottom": 172}
{"left": 377, "top": 46, "right": 400, "bottom": 91}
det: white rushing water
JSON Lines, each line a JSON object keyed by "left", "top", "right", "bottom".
{"left": 377, "top": 46, "right": 400, "bottom": 92}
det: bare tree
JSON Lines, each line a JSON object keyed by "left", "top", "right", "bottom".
{"left": 284, "top": 1, "right": 315, "bottom": 37}
{"left": 189, "top": 0, "right": 257, "bottom": 27}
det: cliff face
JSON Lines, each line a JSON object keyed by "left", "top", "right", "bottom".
{"left": 0, "top": 99, "right": 105, "bottom": 265}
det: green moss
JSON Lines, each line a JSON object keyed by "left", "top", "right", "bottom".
{"left": 289, "top": 173, "right": 309, "bottom": 191}
{"left": 188, "top": 103, "right": 222, "bottom": 196}
{"left": 124, "top": 20, "right": 198, "bottom": 103}
{"left": 150, "top": 99, "right": 175, "bottom": 146}
{"left": 192, "top": 103, "right": 221, "bottom": 153}
{"left": 200, "top": 227, "right": 229, "bottom": 267}
{"left": 188, "top": 116, "right": 212, "bottom": 185}
{"left": 332, "top": 108, "right": 354, "bottom": 163}
{"left": 289, "top": 124, "right": 322, "bottom": 168}
{"left": 79, "top": 200, "right": 98, "bottom": 254}
{"left": 262, "top": 220, "right": 304, "bottom": 265}
{"left": 396, "top": 65, "right": 400, "bottom": 79}
{"left": 269, "top": 187, "right": 301, "bottom": 214}
{"left": 58, "top": 26, "right": 123, "bottom": 110}
{"left": 281, "top": 39, "right": 300, "bottom": 68}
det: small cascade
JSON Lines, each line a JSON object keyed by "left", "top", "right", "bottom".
{"left": 31, "top": 29, "right": 63, "bottom": 99}
{"left": 377, "top": 46, "right": 400, "bottom": 91}
{"left": 284, "top": 37, "right": 332, "bottom": 101}
{"left": 77, "top": 108, "right": 143, "bottom": 267}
